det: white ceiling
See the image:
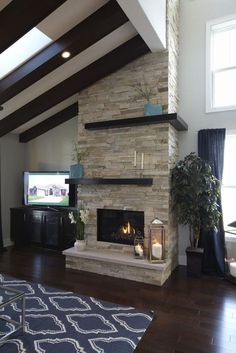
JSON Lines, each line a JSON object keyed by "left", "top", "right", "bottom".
{"left": 0, "top": 0, "right": 12, "bottom": 12}
{"left": 38, "top": 0, "right": 108, "bottom": 40}
{"left": 12, "top": 22, "right": 137, "bottom": 133}
{"left": 117, "top": 0, "right": 166, "bottom": 51}
{"left": 0, "top": 0, "right": 166, "bottom": 137}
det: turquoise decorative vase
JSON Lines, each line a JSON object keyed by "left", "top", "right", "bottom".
{"left": 70, "top": 163, "right": 84, "bottom": 178}
{"left": 144, "top": 102, "right": 162, "bottom": 116}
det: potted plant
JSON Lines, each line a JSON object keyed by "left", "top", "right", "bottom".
{"left": 171, "top": 153, "right": 221, "bottom": 276}
{"left": 68, "top": 206, "right": 89, "bottom": 251}
{"left": 70, "top": 143, "right": 88, "bottom": 178}
{"left": 134, "top": 82, "right": 162, "bottom": 116}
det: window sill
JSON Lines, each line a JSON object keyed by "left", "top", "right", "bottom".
{"left": 206, "top": 105, "right": 236, "bottom": 113}
{"left": 225, "top": 234, "right": 236, "bottom": 242}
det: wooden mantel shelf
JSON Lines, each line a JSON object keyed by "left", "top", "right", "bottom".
{"left": 65, "top": 178, "right": 153, "bottom": 186}
{"left": 84, "top": 113, "right": 188, "bottom": 131}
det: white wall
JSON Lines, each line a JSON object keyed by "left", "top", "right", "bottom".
{"left": 0, "top": 118, "right": 77, "bottom": 247}
{"left": 1, "top": 134, "right": 26, "bottom": 246}
{"left": 178, "top": 0, "right": 236, "bottom": 264}
{"left": 26, "top": 117, "right": 77, "bottom": 170}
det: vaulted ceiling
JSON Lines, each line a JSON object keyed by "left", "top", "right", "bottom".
{"left": 0, "top": 0, "right": 166, "bottom": 142}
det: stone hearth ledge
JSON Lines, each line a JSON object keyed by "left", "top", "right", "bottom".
{"left": 63, "top": 247, "right": 172, "bottom": 286}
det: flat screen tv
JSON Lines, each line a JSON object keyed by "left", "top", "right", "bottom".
{"left": 23, "top": 171, "right": 74, "bottom": 207}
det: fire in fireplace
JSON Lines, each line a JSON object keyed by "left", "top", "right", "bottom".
{"left": 97, "top": 209, "right": 144, "bottom": 245}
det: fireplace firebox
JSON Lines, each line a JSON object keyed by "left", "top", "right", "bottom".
{"left": 97, "top": 209, "right": 144, "bottom": 245}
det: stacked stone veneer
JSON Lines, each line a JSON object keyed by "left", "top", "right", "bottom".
{"left": 66, "top": 0, "right": 180, "bottom": 285}
{"left": 168, "top": 0, "right": 180, "bottom": 113}
{"left": 77, "top": 120, "right": 179, "bottom": 279}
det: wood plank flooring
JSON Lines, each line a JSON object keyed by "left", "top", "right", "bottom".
{"left": 1, "top": 246, "right": 236, "bottom": 353}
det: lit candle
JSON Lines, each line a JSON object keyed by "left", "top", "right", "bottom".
{"left": 141, "top": 153, "right": 144, "bottom": 169}
{"left": 134, "top": 150, "right": 137, "bottom": 167}
{"left": 152, "top": 242, "right": 162, "bottom": 259}
{"left": 230, "top": 262, "right": 236, "bottom": 277}
{"left": 135, "top": 243, "right": 143, "bottom": 257}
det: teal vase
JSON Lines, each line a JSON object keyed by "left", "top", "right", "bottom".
{"left": 144, "top": 102, "right": 162, "bottom": 116}
{"left": 70, "top": 163, "right": 84, "bottom": 178}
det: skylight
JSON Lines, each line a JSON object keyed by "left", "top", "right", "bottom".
{"left": 0, "top": 27, "right": 52, "bottom": 79}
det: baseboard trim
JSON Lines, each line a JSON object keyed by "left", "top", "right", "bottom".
{"left": 178, "top": 255, "right": 187, "bottom": 266}
{"left": 3, "top": 239, "right": 13, "bottom": 248}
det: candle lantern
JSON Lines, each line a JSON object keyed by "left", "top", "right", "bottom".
{"left": 134, "top": 233, "right": 144, "bottom": 259}
{"left": 225, "top": 255, "right": 236, "bottom": 283}
{"left": 224, "top": 223, "right": 236, "bottom": 284}
{"left": 149, "top": 218, "right": 165, "bottom": 263}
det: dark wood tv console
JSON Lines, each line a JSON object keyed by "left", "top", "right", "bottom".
{"left": 10, "top": 207, "right": 76, "bottom": 251}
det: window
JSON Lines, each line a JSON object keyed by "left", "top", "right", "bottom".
{"left": 206, "top": 15, "right": 236, "bottom": 112}
{"left": 222, "top": 133, "right": 236, "bottom": 231}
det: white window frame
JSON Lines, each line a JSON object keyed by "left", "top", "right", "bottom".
{"left": 206, "top": 14, "right": 236, "bottom": 113}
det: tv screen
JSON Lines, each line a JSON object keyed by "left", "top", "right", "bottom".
{"left": 23, "top": 171, "right": 71, "bottom": 207}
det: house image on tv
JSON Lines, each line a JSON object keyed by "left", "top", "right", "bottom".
{"left": 29, "top": 184, "right": 67, "bottom": 197}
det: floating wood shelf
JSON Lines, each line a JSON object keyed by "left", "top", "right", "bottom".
{"left": 84, "top": 113, "right": 188, "bottom": 131}
{"left": 65, "top": 178, "right": 153, "bottom": 186}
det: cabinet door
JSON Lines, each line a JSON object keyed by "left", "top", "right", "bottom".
{"left": 43, "top": 212, "right": 60, "bottom": 249}
{"left": 61, "top": 213, "right": 75, "bottom": 250}
{"left": 10, "top": 209, "right": 28, "bottom": 246}
{"left": 28, "top": 211, "right": 43, "bottom": 244}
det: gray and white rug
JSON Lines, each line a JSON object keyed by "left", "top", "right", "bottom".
{"left": 0, "top": 274, "right": 153, "bottom": 353}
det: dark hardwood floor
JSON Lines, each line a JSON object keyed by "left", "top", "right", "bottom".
{"left": 1, "top": 246, "right": 236, "bottom": 353}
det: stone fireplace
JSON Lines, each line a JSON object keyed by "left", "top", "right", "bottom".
{"left": 97, "top": 209, "right": 144, "bottom": 245}
{"left": 63, "top": 0, "right": 182, "bottom": 286}
{"left": 63, "top": 119, "right": 180, "bottom": 285}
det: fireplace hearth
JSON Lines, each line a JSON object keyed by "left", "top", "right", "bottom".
{"left": 97, "top": 209, "right": 144, "bottom": 245}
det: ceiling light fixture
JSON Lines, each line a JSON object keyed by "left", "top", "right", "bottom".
{"left": 61, "top": 51, "right": 71, "bottom": 59}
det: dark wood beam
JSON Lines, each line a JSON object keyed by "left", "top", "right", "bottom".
{"left": 0, "top": 35, "right": 149, "bottom": 137}
{"left": 0, "top": 0, "right": 67, "bottom": 54}
{"left": 0, "top": 0, "right": 128, "bottom": 105}
{"left": 19, "top": 103, "right": 78, "bottom": 143}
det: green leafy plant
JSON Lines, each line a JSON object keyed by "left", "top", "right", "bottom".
{"left": 134, "top": 83, "right": 155, "bottom": 102}
{"left": 171, "top": 152, "right": 221, "bottom": 248}
{"left": 72, "top": 143, "right": 88, "bottom": 163}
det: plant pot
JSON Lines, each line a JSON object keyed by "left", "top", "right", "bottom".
{"left": 70, "top": 163, "right": 84, "bottom": 178}
{"left": 74, "top": 240, "right": 86, "bottom": 251}
{"left": 144, "top": 102, "right": 162, "bottom": 116}
{"left": 186, "top": 247, "right": 204, "bottom": 277}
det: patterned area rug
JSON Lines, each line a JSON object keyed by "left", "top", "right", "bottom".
{"left": 0, "top": 274, "right": 153, "bottom": 353}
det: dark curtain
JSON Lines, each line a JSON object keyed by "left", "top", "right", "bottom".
{"left": 0, "top": 128, "right": 5, "bottom": 252}
{"left": 198, "top": 128, "right": 226, "bottom": 275}
{"left": 0, "top": 148, "right": 5, "bottom": 252}
{"left": 0, "top": 204, "right": 3, "bottom": 252}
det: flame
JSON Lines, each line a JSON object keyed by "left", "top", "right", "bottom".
{"left": 122, "top": 222, "right": 135, "bottom": 235}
